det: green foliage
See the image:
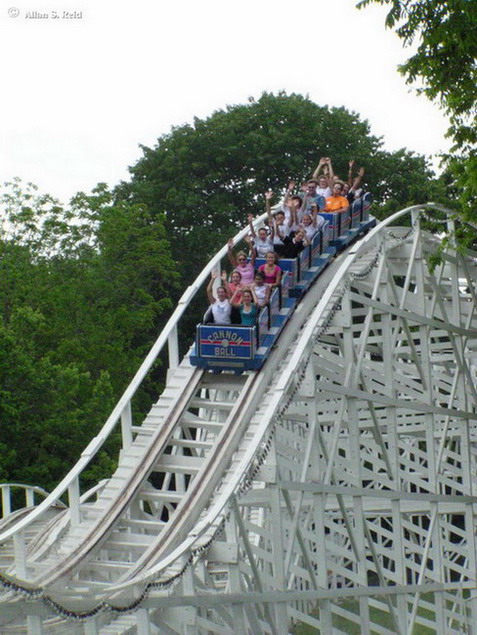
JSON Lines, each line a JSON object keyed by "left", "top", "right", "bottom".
{"left": 0, "top": 314, "right": 116, "bottom": 490}
{"left": 0, "top": 180, "right": 179, "bottom": 491}
{"left": 0, "top": 94, "right": 447, "bottom": 493}
{"left": 357, "top": 0, "right": 477, "bottom": 220}
{"left": 369, "top": 148, "right": 448, "bottom": 219}
{"left": 117, "top": 92, "right": 442, "bottom": 280}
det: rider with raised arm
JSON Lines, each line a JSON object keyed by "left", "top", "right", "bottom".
{"left": 206, "top": 271, "right": 232, "bottom": 325}
{"left": 228, "top": 237, "right": 256, "bottom": 285}
{"left": 248, "top": 208, "right": 274, "bottom": 258}
{"left": 222, "top": 270, "right": 243, "bottom": 301}
{"left": 345, "top": 160, "right": 366, "bottom": 202}
{"left": 275, "top": 180, "right": 296, "bottom": 220}
{"left": 312, "top": 157, "right": 334, "bottom": 197}
{"left": 266, "top": 190, "right": 290, "bottom": 254}
{"left": 300, "top": 202, "right": 324, "bottom": 241}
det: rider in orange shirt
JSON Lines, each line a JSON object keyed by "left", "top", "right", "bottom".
{"left": 324, "top": 182, "right": 350, "bottom": 213}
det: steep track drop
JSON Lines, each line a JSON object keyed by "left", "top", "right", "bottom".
{"left": 2, "top": 205, "right": 477, "bottom": 634}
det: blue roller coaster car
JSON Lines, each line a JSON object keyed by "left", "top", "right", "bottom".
{"left": 190, "top": 195, "right": 375, "bottom": 372}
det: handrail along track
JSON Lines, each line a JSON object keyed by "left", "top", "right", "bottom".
{"left": 1, "top": 203, "right": 470, "bottom": 632}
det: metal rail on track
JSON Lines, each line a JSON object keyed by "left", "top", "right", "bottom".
{"left": 1, "top": 203, "right": 464, "bottom": 626}
{"left": 105, "top": 204, "right": 440, "bottom": 596}
{"left": 0, "top": 212, "right": 270, "bottom": 550}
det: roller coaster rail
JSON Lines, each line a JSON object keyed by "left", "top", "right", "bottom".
{"left": 0, "top": 214, "right": 258, "bottom": 541}
{"left": 0, "top": 202, "right": 433, "bottom": 538}
{"left": 2, "top": 202, "right": 477, "bottom": 634}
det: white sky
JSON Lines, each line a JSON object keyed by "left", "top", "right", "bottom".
{"left": 0, "top": 0, "right": 450, "bottom": 205}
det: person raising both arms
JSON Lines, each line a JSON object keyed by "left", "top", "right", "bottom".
{"left": 206, "top": 271, "right": 232, "bottom": 325}
{"left": 286, "top": 193, "right": 311, "bottom": 229}
{"left": 222, "top": 270, "right": 244, "bottom": 302}
{"left": 316, "top": 175, "right": 332, "bottom": 199}
{"left": 227, "top": 238, "right": 256, "bottom": 285}
{"left": 297, "top": 201, "right": 324, "bottom": 241}
{"left": 345, "top": 160, "right": 366, "bottom": 201}
{"left": 271, "top": 209, "right": 290, "bottom": 254}
{"left": 273, "top": 180, "right": 296, "bottom": 220}
{"left": 265, "top": 190, "right": 290, "bottom": 255}
{"left": 248, "top": 211, "right": 274, "bottom": 258}
{"left": 312, "top": 157, "right": 334, "bottom": 196}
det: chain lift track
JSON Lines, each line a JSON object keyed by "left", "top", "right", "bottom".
{"left": 2, "top": 205, "right": 477, "bottom": 634}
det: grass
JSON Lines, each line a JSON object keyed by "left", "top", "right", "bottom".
{"left": 291, "top": 593, "right": 464, "bottom": 634}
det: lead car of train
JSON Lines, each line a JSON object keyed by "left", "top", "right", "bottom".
{"left": 190, "top": 195, "right": 375, "bottom": 373}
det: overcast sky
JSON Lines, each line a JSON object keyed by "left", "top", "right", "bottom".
{"left": 0, "top": 0, "right": 450, "bottom": 204}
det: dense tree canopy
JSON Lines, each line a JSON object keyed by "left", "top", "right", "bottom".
{"left": 357, "top": 0, "right": 477, "bottom": 218}
{"left": 0, "top": 181, "right": 179, "bottom": 491}
{"left": 117, "top": 92, "right": 444, "bottom": 280}
{"left": 1, "top": 93, "right": 448, "bottom": 492}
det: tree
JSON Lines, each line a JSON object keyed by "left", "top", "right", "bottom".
{"left": 117, "top": 92, "right": 442, "bottom": 281}
{"left": 56, "top": 185, "right": 180, "bottom": 391}
{"left": 0, "top": 180, "right": 179, "bottom": 491}
{"left": 369, "top": 148, "right": 447, "bottom": 219}
{"left": 357, "top": 0, "right": 477, "bottom": 218}
{"left": 0, "top": 314, "right": 115, "bottom": 490}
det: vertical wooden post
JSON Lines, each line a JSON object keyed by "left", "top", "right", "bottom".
{"left": 26, "top": 487, "right": 35, "bottom": 508}
{"left": 136, "top": 609, "right": 151, "bottom": 635}
{"left": 68, "top": 477, "right": 81, "bottom": 527}
{"left": 121, "top": 400, "right": 133, "bottom": 450}
{"left": 26, "top": 616, "right": 43, "bottom": 635}
{"left": 83, "top": 618, "right": 99, "bottom": 635}
{"left": 13, "top": 529, "right": 27, "bottom": 577}
{"left": 1, "top": 485, "right": 11, "bottom": 518}
{"left": 168, "top": 324, "right": 180, "bottom": 372}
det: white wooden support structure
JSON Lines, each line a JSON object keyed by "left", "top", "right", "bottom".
{"left": 1, "top": 205, "right": 477, "bottom": 634}
{"left": 68, "top": 476, "right": 81, "bottom": 527}
{"left": 121, "top": 400, "right": 133, "bottom": 450}
{"left": 167, "top": 324, "right": 180, "bottom": 373}
{"left": 1, "top": 486, "right": 11, "bottom": 518}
